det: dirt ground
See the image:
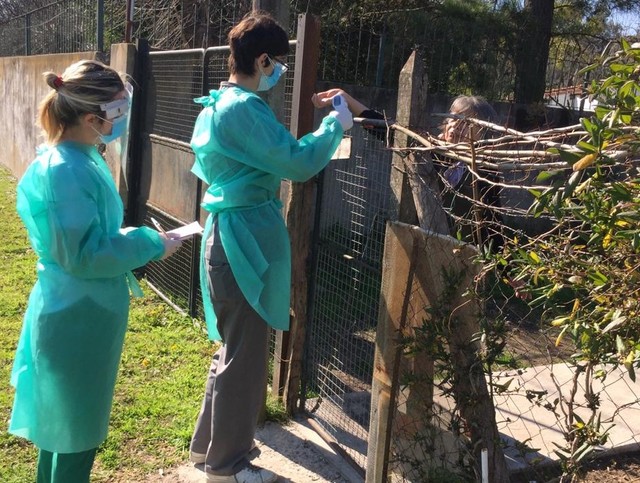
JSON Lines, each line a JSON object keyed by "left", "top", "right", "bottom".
{"left": 578, "top": 453, "right": 640, "bottom": 482}
{"left": 511, "top": 452, "right": 640, "bottom": 482}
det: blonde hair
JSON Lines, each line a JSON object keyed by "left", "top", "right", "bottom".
{"left": 38, "top": 60, "right": 124, "bottom": 144}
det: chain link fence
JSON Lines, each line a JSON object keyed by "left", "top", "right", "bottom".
{"left": 367, "top": 100, "right": 640, "bottom": 480}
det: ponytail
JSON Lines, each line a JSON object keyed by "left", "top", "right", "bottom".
{"left": 37, "top": 61, "right": 124, "bottom": 145}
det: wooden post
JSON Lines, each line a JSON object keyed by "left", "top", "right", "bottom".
{"left": 390, "top": 50, "right": 449, "bottom": 234}
{"left": 281, "top": 14, "right": 321, "bottom": 414}
{"left": 368, "top": 223, "right": 510, "bottom": 482}
{"left": 369, "top": 52, "right": 509, "bottom": 482}
{"left": 366, "top": 222, "right": 421, "bottom": 482}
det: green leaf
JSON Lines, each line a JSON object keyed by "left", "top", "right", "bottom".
{"left": 574, "top": 442, "right": 595, "bottom": 463}
{"left": 594, "top": 106, "right": 609, "bottom": 120}
{"left": 536, "top": 171, "right": 560, "bottom": 183}
{"left": 564, "top": 170, "right": 582, "bottom": 199}
{"left": 581, "top": 117, "right": 597, "bottom": 136}
{"left": 628, "top": 364, "right": 636, "bottom": 383}
{"left": 588, "top": 270, "right": 608, "bottom": 286}
{"left": 529, "top": 189, "right": 543, "bottom": 199}
{"left": 577, "top": 141, "right": 598, "bottom": 153}
{"left": 609, "top": 63, "right": 633, "bottom": 74}
{"left": 619, "top": 81, "right": 636, "bottom": 99}
{"left": 620, "top": 113, "right": 633, "bottom": 125}
{"left": 577, "top": 63, "right": 600, "bottom": 76}
{"left": 609, "top": 108, "right": 620, "bottom": 128}
{"left": 556, "top": 149, "right": 583, "bottom": 165}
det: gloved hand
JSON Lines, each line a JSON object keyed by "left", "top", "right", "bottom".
{"left": 159, "top": 233, "right": 182, "bottom": 260}
{"left": 328, "top": 94, "right": 353, "bottom": 131}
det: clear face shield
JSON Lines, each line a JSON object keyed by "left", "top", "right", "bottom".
{"left": 101, "top": 82, "right": 133, "bottom": 187}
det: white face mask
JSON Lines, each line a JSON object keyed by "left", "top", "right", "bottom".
{"left": 257, "top": 56, "right": 288, "bottom": 92}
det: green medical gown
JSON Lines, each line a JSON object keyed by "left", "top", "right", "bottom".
{"left": 191, "top": 84, "right": 343, "bottom": 340}
{"left": 9, "top": 141, "right": 165, "bottom": 453}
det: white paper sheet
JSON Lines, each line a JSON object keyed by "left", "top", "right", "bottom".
{"left": 166, "top": 221, "right": 204, "bottom": 240}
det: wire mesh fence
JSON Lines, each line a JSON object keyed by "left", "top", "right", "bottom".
{"left": 303, "top": 122, "right": 393, "bottom": 470}
{"left": 315, "top": 6, "right": 514, "bottom": 95}
{"left": 133, "top": 0, "right": 252, "bottom": 50}
{"left": 146, "top": 49, "right": 204, "bottom": 143}
{"left": 2, "top": 0, "right": 632, "bottom": 106}
{"left": 311, "top": 2, "right": 632, "bottom": 101}
{"left": 144, "top": 205, "right": 199, "bottom": 314}
{"left": 0, "top": 0, "right": 129, "bottom": 57}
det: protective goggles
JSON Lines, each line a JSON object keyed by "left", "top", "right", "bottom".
{"left": 99, "top": 82, "right": 133, "bottom": 120}
{"left": 269, "top": 56, "right": 289, "bottom": 74}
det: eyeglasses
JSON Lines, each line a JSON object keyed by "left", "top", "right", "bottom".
{"left": 269, "top": 56, "right": 289, "bottom": 74}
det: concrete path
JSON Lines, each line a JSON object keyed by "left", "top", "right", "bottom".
{"left": 142, "top": 419, "right": 365, "bottom": 483}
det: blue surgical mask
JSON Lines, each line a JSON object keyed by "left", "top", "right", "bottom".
{"left": 257, "top": 56, "right": 287, "bottom": 92}
{"left": 94, "top": 114, "right": 128, "bottom": 144}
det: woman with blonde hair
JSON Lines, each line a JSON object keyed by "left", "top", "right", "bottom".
{"left": 9, "top": 59, "right": 181, "bottom": 483}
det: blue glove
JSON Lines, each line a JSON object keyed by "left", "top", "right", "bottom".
{"left": 328, "top": 94, "right": 353, "bottom": 131}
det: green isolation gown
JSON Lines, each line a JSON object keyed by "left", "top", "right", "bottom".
{"left": 191, "top": 84, "right": 343, "bottom": 340}
{"left": 9, "top": 141, "right": 165, "bottom": 453}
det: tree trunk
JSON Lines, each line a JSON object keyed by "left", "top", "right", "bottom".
{"left": 514, "top": 0, "right": 554, "bottom": 104}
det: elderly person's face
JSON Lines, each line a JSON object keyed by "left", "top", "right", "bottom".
{"left": 440, "top": 115, "right": 481, "bottom": 143}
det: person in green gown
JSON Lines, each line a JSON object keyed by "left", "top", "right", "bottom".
{"left": 9, "top": 59, "right": 182, "bottom": 483}
{"left": 188, "top": 11, "right": 353, "bottom": 483}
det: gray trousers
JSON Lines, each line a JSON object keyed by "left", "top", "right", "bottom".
{"left": 190, "top": 222, "right": 270, "bottom": 476}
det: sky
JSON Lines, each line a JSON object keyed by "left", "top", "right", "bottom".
{"left": 610, "top": 9, "right": 639, "bottom": 36}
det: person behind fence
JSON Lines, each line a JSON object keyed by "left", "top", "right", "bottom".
{"left": 438, "top": 95, "right": 503, "bottom": 248}
{"left": 313, "top": 90, "right": 503, "bottom": 247}
{"left": 8, "top": 59, "right": 182, "bottom": 483}
{"left": 311, "top": 88, "right": 386, "bottom": 139}
{"left": 188, "top": 11, "right": 353, "bottom": 483}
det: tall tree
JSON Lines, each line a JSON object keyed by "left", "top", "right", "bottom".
{"left": 513, "top": 0, "right": 555, "bottom": 104}
{"left": 511, "top": 0, "right": 640, "bottom": 104}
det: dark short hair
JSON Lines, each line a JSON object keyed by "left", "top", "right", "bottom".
{"left": 228, "top": 11, "right": 289, "bottom": 76}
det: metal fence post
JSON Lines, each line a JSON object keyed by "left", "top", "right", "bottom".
{"left": 96, "top": 0, "right": 104, "bottom": 52}
{"left": 188, "top": 50, "right": 207, "bottom": 318}
{"left": 375, "top": 22, "right": 386, "bottom": 87}
{"left": 125, "top": 0, "right": 135, "bottom": 43}
{"left": 125, "top": 38, "right": 149, "bottom": 225}
{"left": 25, "top": 14, "right": 31, "bottom": 55}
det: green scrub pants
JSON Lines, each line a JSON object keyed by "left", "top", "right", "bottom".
{"left": 37, "top": 447, "right": 96, "bottom": 483}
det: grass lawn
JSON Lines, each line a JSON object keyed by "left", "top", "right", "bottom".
{"left": 0, "top": 166, "right": 284, "bottom": 482}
